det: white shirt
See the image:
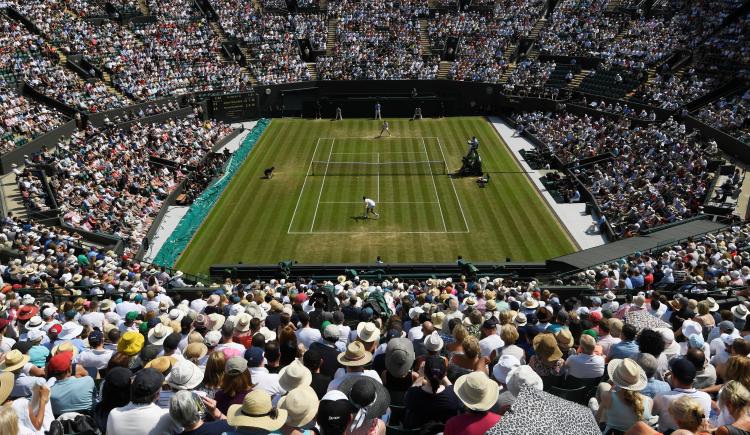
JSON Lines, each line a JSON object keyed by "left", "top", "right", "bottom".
{"left": 77, "top": 349, "right": 113, "bottom": 371}
{"left": 364, "top": 198, "right": 376, "bottom": 208}
{"left": 565, "top": 353, "right": 605, "bottom": 379}
{"left": 107, "top": 402, "right": 181, "bottom": 435}
{"left": 479, "top": 334, "right": 505, "bottom": 358}
{"left": 296, "top": 327, "right": 322, "bottom": 350}
{"left": 79, "top": 312, "right": 105, "bottom": 330}
{"left": 328, "top": 369, "right": 382, "bottom": 391}
{"left": 13, "top": 396, "right": 54, "bottom": 435}
{"left": 653, "top": 388, "right": 712, "bottom": 432}
{"left": 249, "top": 367, "right": 284, "bottom": 399}
{"left": 214, "top": 342, "right": 245, "bottom": 354}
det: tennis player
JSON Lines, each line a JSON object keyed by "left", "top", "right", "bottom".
{"left": 379, "top": 120, "right": 391, "bottom": 137}
{"left": 363, "top": 196, "right": 379, "bottom": 219}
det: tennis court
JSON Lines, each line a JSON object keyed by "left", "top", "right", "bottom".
{"left": 287, "top": 136, "right": 469, "bottom": 234}
{"left": 175, "top": 117, "right": 575, "bottom": 271}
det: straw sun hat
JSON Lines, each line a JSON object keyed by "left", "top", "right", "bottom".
{"left": 607, "top": 358, "right": 647, "bottom": 391}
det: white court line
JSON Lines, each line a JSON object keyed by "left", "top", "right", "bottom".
{"left": 292, "top": 232, "right": 468, "bottom": 234}
{"left": 319, "top": 201, "right": 439, "bottom": 204}
{"left": 436, "top": 137, "right": 470, "bottom": 232}
{"left": 318, "top": 136, "right": 439, "bottom": 139}
{"left": 331, "top": 151, "right": 425, "bottom": 154}
{"left": 376, "top": 152, "right": 380, "bottom": 202}
{"left": 287, "top": 137, "right": 322, "bottom": 234}
{"left": 423, "top": 137, "right": 447, "bottom": 232}
{"left": 310, "top": 138, "right": 335, "bottom": 232}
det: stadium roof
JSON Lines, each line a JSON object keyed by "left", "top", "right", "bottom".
{"left": 548, "top": 218, "right": 730, "bottom": 272}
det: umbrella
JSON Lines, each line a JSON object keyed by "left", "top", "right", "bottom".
{"left": 624, "top": 310, "right": 671, "bottom": 333}
{"left": 486, "top": 385, "right": 600, "bottom": 435}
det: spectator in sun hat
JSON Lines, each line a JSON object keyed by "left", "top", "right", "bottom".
{"left": 225, "top": 389, "right": 288, "bottom": 434}
{"left": 596, "top": 358, "right": 652, "bottom": 433}
{"left": 497, "top": 364, "right": 544, "bottom": 411}
{"left": 529, "top": 333, "right": 564, "bottom": 377}
{"left": 117, "top": 329, "right": 145, "bottom": 358}
{"left": 215, "top": 356, "right": 253, "bottom": 415}
{"left": 328, "top": 341, "right": 379, "bottom": 392}
{"left": 445, "top": 371, "right": 500, "bottom": 435}
{"left": 278, "top": 385, "right": 319, "bottom": 434}
{"left": 382, "top": 337, "right": 416, "bottom": 392}
{"left": 279, "top": 359, "right": 312, "bottom": 394}
{"left": 107, "top": 368, "right": 180, "bottom": 435}
{"left": 184, "top": 342, "right": 209, "bottom": 367}
{"left": 336, "top": 376, "right": 390, "bottom": 434}
{"left": 731, "top": 303, "right": 748, "bottom": 331}
{"left": 26, "top": 329, "right": 49, "bottom": 367}
{"left": 492, "top": 354, "right": 521, "bottom": 392}
{"left": 167, "top": 359, "right": 204, "bottom": 392}
{"left": 48, "top": 349, "right": 96, "bottom": 417}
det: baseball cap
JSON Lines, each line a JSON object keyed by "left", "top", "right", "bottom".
{"left": 126, "top": 311, "right": 139, "bottom": 322}
{"left": 47, "top": 351, "right": 73, "bottom": 374}
{"left": 244, "top": 347, "right": 264, "bottom": 367}
{"left": 670, "top": 357, "right": 697, "bottom": 384}
{"left": 719, "top": 320, "right": 735, "bottom": 333}
{"left": 88, "top": 330, "right": 104, "bottom": 346}
{"left": 323, "top": 324, "right": 339, "bottom": 340}
{"left": 226, "top": 357, "right": 248, "bottom": 376}
{"left": 48, "top": 324, "right": 62, "bottom": 335}
{"left": 317, "top": 391, "right": 353, "bottom": 435}
{"left": 131, "top": 368, "right": 164, "bottom": 398}
{"left": 42, "top": 307, "right": 56, "bottom": 318}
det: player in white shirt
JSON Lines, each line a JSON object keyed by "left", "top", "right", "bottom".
{"left": 379, "top": 120, "right": 391, "bottom": 137}
{"left": 363, "top": 197, "right": 379, "bottom": 219}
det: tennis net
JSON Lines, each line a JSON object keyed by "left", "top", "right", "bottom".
{"left": 309, "top": 160, "right": 447, "bottom": 176}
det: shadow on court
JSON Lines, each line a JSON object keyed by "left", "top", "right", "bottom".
{"left": 350, "top": 216, "right": 380, "bottom": 222}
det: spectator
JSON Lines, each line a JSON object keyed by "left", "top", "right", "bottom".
{"left": 653, "top": 358, "right": 712, "bottom": 432}
{"left": 444, "top": 371, "right": 500, "bottom": 435}
{"left": 597, "top": 358, "right": 653, "bottom": 432}
{"left": 107, "top": 368, "right": 180, "bottom": 435}
{"left": 404, "top": 355, "right": 461, "bottom": 428}
{"left": 215, "top": 357, "right": 254, "bottom": 415}
{"left": 92, "top": 367, "right": 132, "bottom": 433}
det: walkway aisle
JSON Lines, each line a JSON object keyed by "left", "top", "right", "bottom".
{"left": 488, "top": 116, "right": 607, "bottom": 250}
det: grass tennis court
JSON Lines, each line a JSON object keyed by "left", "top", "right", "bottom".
{"left": 175, "top": 117, "right": 576, "bottom": 273}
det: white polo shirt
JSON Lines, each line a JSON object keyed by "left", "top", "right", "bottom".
{"left": 365, "top": 198, "right": 376, "bottom": 208}
{"left": 653, "top": 388, "right": 712, "bottom": 432}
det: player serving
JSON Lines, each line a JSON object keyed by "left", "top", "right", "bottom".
{"left": 378, "top": 120, "right": 391, "bottom": 137}
{"left": 363, "top": 196, "right": 379, "bottom": 219}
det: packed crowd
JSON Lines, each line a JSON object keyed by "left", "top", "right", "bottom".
{"left": 213, "top": 0, "right": 322, "bottom": 84}
{"left": 177, "top": 151, "right": 231, "bottom": 206}
{"left": 0, "top": 11, "right": 131, "bottom": 112}
{"left": 697, "top": 90, "right": 750, "bottom": 145}
{"left": 563, "top": 221, "right": 750, "bottom": 291}
{"left": 429, "top": 0, "right": 544, "bottom": 83}
{"left": 630, "top": 70, "right": 722, "bottom": 110}
{"left": 318, "top": 0, "right": 437, "bottom": 81}
{"left": 502, "top": 60, "right": 556, "bottom": 96}
{"left": 513, "top": 112, "right": 718, "bottom": 236}
{"left": 20, "top": 115, "right": 233, "bottom": 253}
{"left": 0, "top": 88, "right": 66, "bottom": 152}
{"left": 0, "top": 237, "right": 749, "bottom": 434}
{"left": 700, "top": 11, "right": 750, "bottom": 73}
